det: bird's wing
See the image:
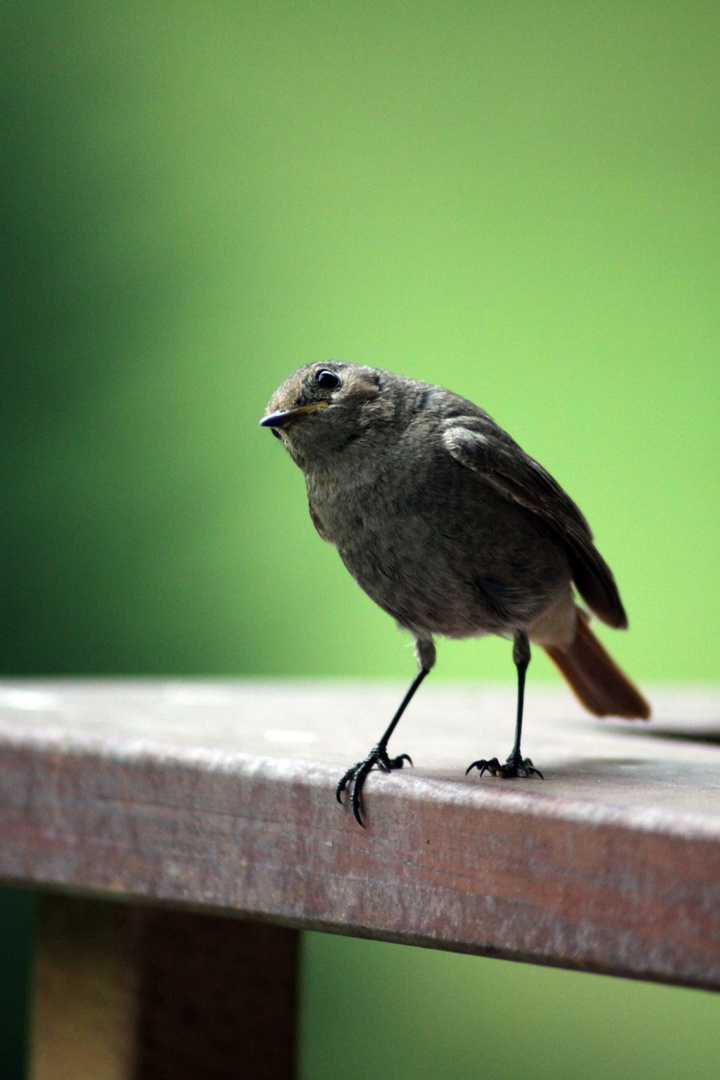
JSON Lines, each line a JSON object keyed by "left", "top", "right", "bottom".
{"left": 441, "top": 416, "right": 627, "bottom": 628}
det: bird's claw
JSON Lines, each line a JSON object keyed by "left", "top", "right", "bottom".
{"left": 336, "top": 745, "right": 412, "bottom": 826}
{"left": 466, "top": 753, "right": 543, "bottom": 779}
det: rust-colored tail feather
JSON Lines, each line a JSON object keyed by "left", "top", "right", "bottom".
{"left": 544, "top": 612, "right": 650, "bottom": 720}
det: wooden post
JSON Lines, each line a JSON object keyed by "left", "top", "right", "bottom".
{"left": 29, "top": 895, "right": 300, "bottom": 1080}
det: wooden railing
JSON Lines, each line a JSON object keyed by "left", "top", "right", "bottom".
{"left": 1, "top": 680, "right": 718, "bottom": 1077}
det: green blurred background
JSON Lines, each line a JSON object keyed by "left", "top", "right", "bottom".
{"left": 1, "top": 0, "right": 718, "bottom": 1075}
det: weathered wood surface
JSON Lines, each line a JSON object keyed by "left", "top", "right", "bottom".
{"left": 1, "top": 680, "right": 719, "bottom": 989}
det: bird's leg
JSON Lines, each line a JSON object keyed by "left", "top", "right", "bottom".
{"left": 337, "top": 638, "right": 435, "bottom": 826}
{"left": 505, "top": 629, "right": 543, "bottom": 775}
{"left": 466, "top": 630, "right": 544, "bottom": 780}
{"left": 335, "top": 669, "right": 426, "bottom": 826}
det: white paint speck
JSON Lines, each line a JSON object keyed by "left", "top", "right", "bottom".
{"left": 0, "top": 690, "right": 59, "bottom": 711}
{"left": 264, "top": 729, "right": 317, "bottom": 744}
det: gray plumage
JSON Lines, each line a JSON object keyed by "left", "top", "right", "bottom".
{"left": 261, "top": 360, "right": 648, "bottom": 825}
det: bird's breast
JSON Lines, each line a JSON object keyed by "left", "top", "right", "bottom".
{"left": 304, "top": 451, "right": 571, "bottom": 639}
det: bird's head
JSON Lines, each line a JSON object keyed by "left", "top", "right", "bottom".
{"left": 260, "top": 361, "right": 393, "bottom": 466}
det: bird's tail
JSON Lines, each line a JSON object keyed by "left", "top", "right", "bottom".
{"left": 543, "top": 610, "right": 650, "bottom": 720}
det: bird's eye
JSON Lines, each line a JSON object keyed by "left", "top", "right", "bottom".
{"left": 316, "top": 369, "right": 340, "bottom": 391}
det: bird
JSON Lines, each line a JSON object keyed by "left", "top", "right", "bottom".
{"left": 260, "top": 361, "right": 650, "bottom": 825}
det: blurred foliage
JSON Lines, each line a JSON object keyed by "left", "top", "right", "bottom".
{"left": 0, "top": 890, "right": 37, "bottom": 1080}
{"left": 2, "top": 0, "right": 718, "bottom": 681}
{"left": 300, "top": 934, "right": 720, "bottom": 1080}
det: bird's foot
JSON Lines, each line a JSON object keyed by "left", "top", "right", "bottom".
{"left": 466, "top": 752, "right": 543, "bottom": 780}
{"left": 336, "top": 744, "right": 412, "bottom": 827}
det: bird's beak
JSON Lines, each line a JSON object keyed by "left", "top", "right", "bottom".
{"left": 259, "top": 401, "right": 329, "bottom": 429}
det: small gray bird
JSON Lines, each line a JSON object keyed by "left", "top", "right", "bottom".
{"left": 261, "top": 361, "right": 650, "bottom": 825}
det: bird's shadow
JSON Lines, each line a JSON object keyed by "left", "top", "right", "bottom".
{"left": 418, "top": 746, "right": 720, "bottom": 787}
{"left": 417, "top": 757, "right": 648, "bottom": 785}
{"left": 604, "top": 724, "right": 720, "bottom": 747}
